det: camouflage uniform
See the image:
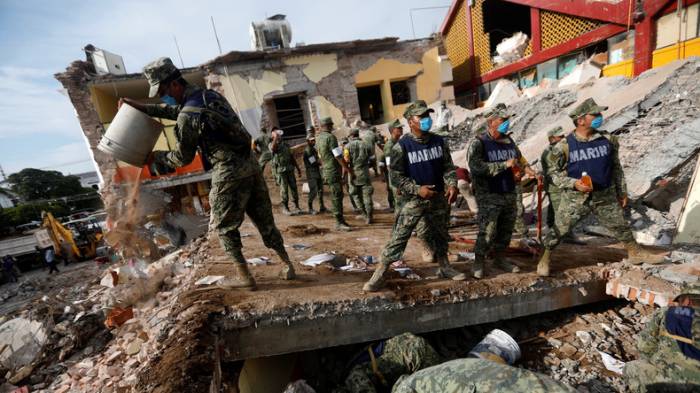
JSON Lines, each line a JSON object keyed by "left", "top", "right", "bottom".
{"left": 513, "top": 184, "right": 530, "bottom": 238}
{"left": 382, "top": 134, "right": 397, "bottom": 209}
{"left": 542, "top": 126, "right": 566, "bottom": 229}
{"left": 363, "top": 101, "right": 464, "bottom": 292}
{"left": 254, "top": 132, "right": 273, "bottom": 170}
{"left": 467, "top": 106, "right": 528, "bottom": 261}
{"left": 345, "top": 131, "right": 374, "bottom": 221}
{"left": 392, "top": 358, "right": 576, "bottom": 393}
{"left": 335, "top": 333, "right": 440, "bottom": 393}
{"left": 271, "top": 140, "right": 300, "bottom": 210}
{"left": 140, "top": 57, "right": 294, "bottom": 286}
{"left": 361, "top": 127, "right": 380, "bottom": 175}
{"left": 542, "top": 114, "right": 632, "bottom": 250}
{"left": 316, "top": 117, "right": 348, "bottom": 226}
{"left": 624, "top": 285, "right": 700, "bottom": 392}
{"left": 303, "top": 139, "right": 325, "bottom": 212}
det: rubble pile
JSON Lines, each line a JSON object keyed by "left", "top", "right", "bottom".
{"left": 527, "top": 302, "right": 651, "bottom": 392}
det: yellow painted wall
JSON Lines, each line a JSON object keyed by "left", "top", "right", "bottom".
{"left": 219, "top": 70, "right": 287, "bottom": 112}
{"left": 313, "top": 95, "right": 344, "bottom": 126}
{"left": 602, "top": 37, "right": 700, "bottom": 78}
{"left": 283, "top": 53, "right": 338, "bottom": 83}
{"left": 354, "top": 47, "right": 444, "bottom": 122}
{"left": 602, "top": 59, "right": 634, "bottom": 77}
{"left": 652, "top": 36, "right": 700, "bottom": 68}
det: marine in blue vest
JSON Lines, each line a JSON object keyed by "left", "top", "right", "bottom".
{"left": 468, "top": 103, "right": 541, "bottom": 279}
{"left": 624, "top": 284, "right": 700, "bottom": 392}
{"left": 363, "top": 100, "right": 465, "bottom": 292}
{"left": 537, "top": 98, "right": 660, "bottom": 277}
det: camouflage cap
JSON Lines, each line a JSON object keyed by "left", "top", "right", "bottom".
{"left": 679, "top": 283, "right": 700, "bottom": 297}
{"left": 568, "top": 98, "right": 608, "bottom": 119}
{"left": 547, "top": 126, "right": 566, "bottom": 137}
{"left": 389, "top": 119, "right": 403, "bottom": 129}
{"left": 143, "top": 57, "right": 181, "bottom": 98}
{"left": 320, "top": 117, "right": 334, "bottom": 126}
{"left": 484, "top": 103, "right": 511, "bottom": 120}
{"left": 403, "top": 100, "right": 435, "bottom": 119}
{"left": 349, "top": 127, "right": 360, "bottom": 136}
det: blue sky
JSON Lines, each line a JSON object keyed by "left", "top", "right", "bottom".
{"left": 0, "top": 0, "right": 450, "bottom": 177}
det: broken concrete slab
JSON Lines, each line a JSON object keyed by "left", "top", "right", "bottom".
{"left": 0, "top": 318, "right": 47, "bottom": 373}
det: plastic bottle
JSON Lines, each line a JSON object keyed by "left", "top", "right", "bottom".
{"left": 581, "top": 171, "right": 593, "bottom": 189}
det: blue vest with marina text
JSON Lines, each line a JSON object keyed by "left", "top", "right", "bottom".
{"left": 479, "top": 133, "right": 518, "bottom": 194}
{"left": 566, "top": 133, "right": 612, "bottom": 190}
{"left": 398, "top": 134, "right": 445, "bottom": 192}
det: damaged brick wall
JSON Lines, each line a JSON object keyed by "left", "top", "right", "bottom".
{"left": 54, "top": 61, "right": 119, "bottom": 194}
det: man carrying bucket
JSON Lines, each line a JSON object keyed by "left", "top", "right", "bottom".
{"left": 119, "top": 57, "right": 296, "bottom": 290}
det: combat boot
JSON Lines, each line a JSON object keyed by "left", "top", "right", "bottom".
{"left": 308, "top": 208, "right": 318, "bottom": 215}
{"left": 537, "top": 248, "right": 552, "bottom": 277}
{"left": 335, "top": 221, "right": 351, "bottom": 232}
{"left": 219, "top": 263, "right": 257, "bottom": 290}
{"left": 363, "top": 263, "right": 388, "bottom": 292}
{"left": 365, "top": 214, "right": 373, "bottom": 225}
{"left": 472, "top": 255, "right": 486, "bottom": 279}
{"left": 293, "top": 202, "right": 302, "bottom": 214}
{"left": 280, "top": 262, "right": 296, "bottom": 280}
{"left": 494, "top": 251, "right": 521, "bottom": 273}
{"left": 282, "top": 206, "right": 291, "bottom": 215}
{"left": 624, "top": 242, "right": 665, "bottom": 265}
{"left": 436, "top": 257, "right": 467, "bottom": 281}
{"left": 319, "top": 205, "right": 328, "bottom": 213}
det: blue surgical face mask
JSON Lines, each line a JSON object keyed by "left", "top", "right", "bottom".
{"left": 161, "top": 95, "right": 177, "bottom": 106}
{"left": 497, "top": 119, "right": 510, "bottom": 134}
{"left": 419, "top": 117, "right": 432, "bottom": 132}
{"left": 590, "top": 115, "right": 603, "bottom": 129}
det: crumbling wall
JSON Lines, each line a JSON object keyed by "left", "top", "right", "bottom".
{"left": 203, "top": 38, "right": 444, "bottom": 135}
{"left": 55, "top": 61, "right": 119, "bottom": 192}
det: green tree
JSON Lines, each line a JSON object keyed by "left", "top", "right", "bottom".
{"left": 8, "top": 168, "right": 91, "bottom": 201}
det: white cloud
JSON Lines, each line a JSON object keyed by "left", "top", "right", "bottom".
{"left": 3, "top": 141, "right": 96, "bottom": 176}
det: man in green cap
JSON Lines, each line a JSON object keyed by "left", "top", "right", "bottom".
{"left": 253, "top": 126, "right": 273, "bottom": 170}
{"left": 468, "top": 103, "right": 540, "bottom": 279}
{"left": 542, "top": 126, "right": 567, "bottom": 230}
{"left": 363, "top": 100, "right": 465, "bottom": 292}
{"left": 270, "top": 129, "right": 302, "bottom": 215}
{"left": 303, "top": 129, "right": 326, "bottom": 215}
{"left": 344, "top": 128, "right": 375, "bottom": 224}
{"left": 624, "top": 283, "right": 700, "bottom": 392}
{"left": 536, "top": 98, "right": 657, "bottom": 276}
{"left": 316, "top": 116, "right": 352, "bottom": 231}
{"left": 119, "top": 57, "right": 296, "bottom": 290}
{"left": 381, "top": 119, "right": 404, "bottom": 211}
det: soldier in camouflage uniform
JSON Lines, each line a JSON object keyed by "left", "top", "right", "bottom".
{"left": 392, "top": 357, "right": 576, "bottom": 393}
{"left": 382, "top": 119, "right": 404, "bottom": 211}
{"left": 536, "top": 98, "right": 657, "bottom": 276}
{"left": 541, "top": 126, "right": 566, "bottom": 229}
{"left": 363, "top": 101, "right": 466, "bottom": 292}
{"left": 253, "top": 126, "right": 273, "bottom": 170}
{"left": 468, "top": 103, "right": 540, "bottom": 279}
{"left": 624, "top": 284, "right": 700, "bottom": 392}
{"left": 316, "top": 117, "right": 352, "bottom": 231}
{"left": 360, "top": 124, "right": 381, "bottom": 177}
{"left": 303, "top": 131, "right": 326, "bottom": 215}
{"left": 270, "top": 130, "right": 302, "bottom": 215}
{"left": 345, "top": 128, "right": 375, "bottom": 224}
{"left": 120, "top": 57, "right": 295, "bottom": 290}
{"left": 334, "top": 333, "right": 440, "bottom": 393}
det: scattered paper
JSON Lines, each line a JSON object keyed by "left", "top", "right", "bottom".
{"left": 302, "top": 253, "right": 336, "bottom": 267}
{"left": 356, "top": 237, "right": 370, "bottom": 241}
{"left": 291, "top": 244, "right": 311, "bottom": 250}
{"left": 246, "top": 257, "right": 271, "bottom": 265}
{"left": 195, "top": 275, "right": 225, "bottom": 286}
{"left": 598, "top": 351, "right": 626, "bottom": 374}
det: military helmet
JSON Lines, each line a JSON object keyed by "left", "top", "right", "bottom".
{"left": 389, "top": 119, "right": 403, "bottom": 130}
{"left": 320, "top": 117, "right": 334, "bottom": 126}
{"left": 484, "top": 103, "right": 511, "bottom": 120}
{"left": 143, "top": 57, "right": 181, "bottom": 98}
{"left": 547, "top": 126, "right": 566, "bottom": 138}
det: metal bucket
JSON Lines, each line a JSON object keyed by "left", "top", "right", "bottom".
{"left": 97, "top": 104, "right": 163, "bottom": 166}
{"left": 468, "top": 329, "right": 521, "bottom": 365}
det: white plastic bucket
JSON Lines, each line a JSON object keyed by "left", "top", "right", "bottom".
{"left": 468, "top": 329, "right": 521, "bottom": 365}
{"left": 98, "top": 104, "right": 163, "bottom": 167}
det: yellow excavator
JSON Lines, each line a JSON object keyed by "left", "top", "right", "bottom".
{"left": 40, "top": 211, "right": 103, "bottom": 260}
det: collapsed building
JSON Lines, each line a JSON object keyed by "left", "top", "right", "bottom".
{"left": 0, "top": 5, "right": 691, "bottom": 393}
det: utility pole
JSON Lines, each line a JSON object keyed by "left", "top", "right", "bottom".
{"left": 0, "top": 164, "right": 6, "bottom": 182}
